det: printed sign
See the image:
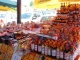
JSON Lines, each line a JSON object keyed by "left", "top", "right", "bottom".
{"left": 34, "top": 0, "right": 51, "bottom": 4}
{"left": 59, "top": 0, "right": 80, "bottom": 2}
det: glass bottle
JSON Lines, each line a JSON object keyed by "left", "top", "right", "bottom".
{"left": 59, "top": 40, "right": 65, "bottom": 60}
{"left": 51, "top": 40, "right": 57, "bottom": 59}
{"left": 31, "top": 40, "right": 35, "bottom": 51}
{"left": 34, "top": 36, "right": 38, "bottom": 52}
{"left": 38, "top": 39, "right": 42, "bottom": 54}
{"left": 56, "top": 48, "right": 60, "bottom": 60}
{"left": 59, "top": 49, "right": 64, "bottom": 60}
{"left": 47, "top": 47, "right": 51, "bottom": 56}
{"left": 51, "top": 46, "right": 57, "bottom": 58}
{"left": 69, "top": 51, "right": 74, "bottom": 60}
{"left": 41, "top": 44, "right": 45, "bottom": 55}
{"left": 44, "top": 45, "right": 48, "bottom": 55}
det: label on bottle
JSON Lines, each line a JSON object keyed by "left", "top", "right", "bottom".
{"left": 52, "top": 49, "right": 56, "bottom": 57}
{"left": 64, "top": 53, "right": 70, "bottom": 60}
{"left": 60, "top": 51, "right": 63, "bottom": 59}
{"left": 52, "top": 36, "right": 58, "bottom": 40}
{"left": 41, "top": 45, "right": 45, "bottom": 54}
{"left": 31, "top": 44, "right": 34, "bottom": 50}
{"left": 70, "top": 54, "right": 74, "bottom": 60}
{"left": 54, "top": 36, "right": 58, "bottom": 40}
{"left": 38, "top": 45, "right": 41, "bottom": 52}
{"left": 45, "top": 46, "right": 48, "bottom": 55}
{"left": 35, "top": 45, "right": 37, "bottom": 51}
{"left": 56, "top": 49, "right": 60, "bottom": 59}
{"left": 48, "top": 48, "right": 51, "bottom": 56}
{"left": 76, "top": 11, "right": 79, "bottom": 14}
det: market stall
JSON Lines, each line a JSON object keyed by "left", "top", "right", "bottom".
{"left": 0, "top": 0, "right": 80, "bottom": 60}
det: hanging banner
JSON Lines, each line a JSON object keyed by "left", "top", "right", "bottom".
{"left": 34, "top": 0, "right": 51, "bottom": 4}
{"left": 34, "top": 0, "right": 61, "bottom": 9}
{"left": 59, "top": 0, "right": 80, "bottom": 2}
{"left": 34, "top": 4, "right": 61, "bottom": 9}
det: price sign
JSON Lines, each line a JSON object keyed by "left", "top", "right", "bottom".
{"left": 59, "top": 0, "right": 80, "bottom": 2}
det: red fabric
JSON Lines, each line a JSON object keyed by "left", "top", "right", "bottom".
{"left": 75, "top": 55, "right": 80, "bottom": 60}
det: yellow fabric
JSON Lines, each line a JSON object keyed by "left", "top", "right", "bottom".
{"left": 59, "top": 0, "right": 80, "bottom": 2}
{"left": 34, "top": 0, "right": 80, "bottom": 9}
{"left": 0, "top": 43, "right": 13, "bottom": 60}
{"left": 0, "top": 5, "right": 15, "bottom": 11}
{"left": 34, "top": 0, "right": 61, "bottom": 9}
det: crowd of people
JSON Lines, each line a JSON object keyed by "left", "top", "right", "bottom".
{"left": 0, "top": 21, "right": 20, "bottom": 45}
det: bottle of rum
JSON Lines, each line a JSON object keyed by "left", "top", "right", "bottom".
{"left": 41, "top": 44, "right": 45, "bottom": 55}
{"left": 51, "top": 40, "right": 57, "bottom": 59}
{"left": 38, "top": 39, "right": 42, "bottom": 54}
{"left": 56, "top": 48, "right": 60, "bottom": 60}
{"left": 31, "top": 40, "right": 35, "bottom": 51}
{"left": 51, "top": 47, "right": 57, "bottom": 59}
{"left": 47, "top": 47, "right": 51, "bottom": 56}
{"left": 59, "top": 40, "right": 65, "bottom": 60}
{"left": 44, "top": 45, "right": 48, "bottom": 55}
{"left": 34, "top": 35, "right": 38, "bottom": 52}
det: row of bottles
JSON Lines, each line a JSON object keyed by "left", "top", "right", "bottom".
{"left": 30, "top": 35, "right": 79, "bottom": 60}
{"left": 31, "top": 43, "right": 57, "bottom": 58}
{"left": 31, "top": 42, "right": 79, "bottom": 60}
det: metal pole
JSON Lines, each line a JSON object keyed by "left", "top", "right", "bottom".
{"left": 17, "top": 0, "right": 21, "bottom": 24}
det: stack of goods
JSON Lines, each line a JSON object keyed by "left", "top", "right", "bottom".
{"left": 14, "top": 31, "right": 25, "bottom": 40}
{"left": 54, "top": 3, "right": 80, "bottom": 60}
{"left": 29, "top": 3, "right": 80, "bottom": 60}
{"left": 18, "top": 37, "right": 32, "bottom": 50}
{"left": 23, "top": 21, "right": 41, "bottom": 33}
{"left": 15, "top": 33, "right": 32, "bottom": 50}
{"left": 40, "top": 20, "right": 52, "bottom": 35}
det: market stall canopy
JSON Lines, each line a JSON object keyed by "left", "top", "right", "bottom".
{"left": 0, "top": 0, "right": 17, "bottom": 11}
{"left": 0, "top": 0, "right": 17, "bottom": 7}
{"left": 0, "top": 6, "right": 17, "bottom": 11}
